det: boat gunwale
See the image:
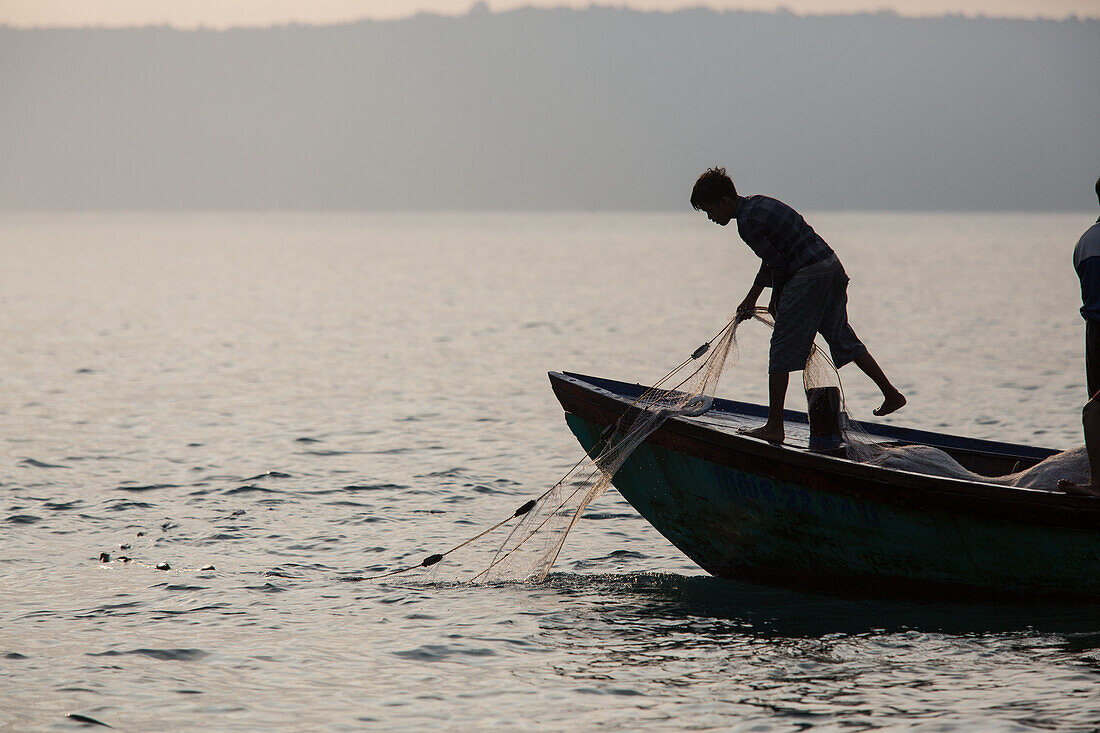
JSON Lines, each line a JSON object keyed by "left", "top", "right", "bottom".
{"left": 550, "top": 371, "right": 1100, "bottom": 530}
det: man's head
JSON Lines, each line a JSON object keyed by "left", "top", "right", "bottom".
{"left": 1095, "top": 175, "right": 1099, "bottom": 207}
{"left": 691, "top": 167, "right": 738, "bottom": 226}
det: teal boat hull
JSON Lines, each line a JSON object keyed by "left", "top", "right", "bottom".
{"left": 552, "top": 372, "right": 1100, "bottom": 600}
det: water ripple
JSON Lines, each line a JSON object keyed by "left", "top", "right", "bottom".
{"left": 116, "top": 484, "right": 178, "bottom": 493}
{"left": 223, "top": 485, "right": 280, "bottom": 495}
{"left": 88, "top": 648, "right": 208, "bottom": 662}
{"left": 393, "top": 644, "right": 498, "bottom": 662}
{"left": 19, "top": 458, "right": 67, "bottom": 469}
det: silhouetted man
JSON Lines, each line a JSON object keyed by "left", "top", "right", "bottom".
{"left": 691, "top": 167, "right": 905, "bottom": 443}
{"left": 1060, "top": 176, "right": 1100, "bottom": 496}
{"left": 1074, "top": 176, "right": 1100, "bottom": 399}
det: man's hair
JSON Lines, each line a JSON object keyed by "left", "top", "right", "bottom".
{"left": 691, "top": 167, "right": 737, "bottom": 210}
{"left": 1095, "top": 175, "right": 1099, "bottom": 206}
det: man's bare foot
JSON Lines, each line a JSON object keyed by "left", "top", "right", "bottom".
{"left": 873, "top": 390, "right": 907, "bottom": 417}
{"left": 1058, "top": 479, "right": 1100, "bottom": 497}
{"left": 739, "top": 423, "right": 785, "bottom": 443}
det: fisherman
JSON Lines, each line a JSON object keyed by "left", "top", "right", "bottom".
{"left": 1060, "top": 176, "right": 1100, "bottom": 496}
{"left": 1073, "top": 176, "right": 1100, "bottom": 400}
{"left": 691, "top": 167, "right": 905, "bottom": 443}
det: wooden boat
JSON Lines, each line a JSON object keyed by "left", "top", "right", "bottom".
{"left": 549, "top": 371, "right": 1100, "bottom": 600}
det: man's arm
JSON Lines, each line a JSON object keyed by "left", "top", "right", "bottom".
{"left": 737, "top": 263, "right": 771, "bottom": 321}
{"left": 736, "top": 215, "right": 788, "bottom": 320}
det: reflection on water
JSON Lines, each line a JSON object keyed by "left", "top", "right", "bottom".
{"left": 0, "top": 211, "right": 1096, "bottom": 730}
{"left": 544, "top": 572, "right": 1100, "bottom": 639}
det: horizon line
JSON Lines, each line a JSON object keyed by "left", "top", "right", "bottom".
{"left": 2, "top": 3, "right": 1097, "bottom": 31}
{"left": 0, "top": 208, "right": 1095, "bottom": 216}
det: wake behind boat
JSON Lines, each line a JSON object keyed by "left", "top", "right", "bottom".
{"left": 550, "top": 371, "right": 1100, "bottom": 600}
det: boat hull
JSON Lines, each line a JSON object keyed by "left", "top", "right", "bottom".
{"left": 553, "top": 372, "right": 1100, "bottom": 599}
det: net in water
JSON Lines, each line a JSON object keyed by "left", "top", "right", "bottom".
{"left": 371, "top": 310, "right": 836, "bottom": 583}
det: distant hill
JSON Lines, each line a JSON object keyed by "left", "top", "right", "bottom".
{"left": 1, "top": 7, "right": 1097, "bottom": 211}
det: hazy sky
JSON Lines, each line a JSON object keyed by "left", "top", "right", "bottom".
{"left": 2, "top": 0, "right": 1097, "bottom": 27}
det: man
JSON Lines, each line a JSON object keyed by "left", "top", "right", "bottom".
{"left": 1060, "top": 176, "right": 1100, "bottom": 496}
{"left": 1074, "top": 176, "right": 1100, "bottom": 399}
{"left": 691, "top": 167, "right": 905, "bottom": 443}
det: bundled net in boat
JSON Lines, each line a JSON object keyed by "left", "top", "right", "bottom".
{"left": 798, "top": 348, "right": 1089, "bottom": 488}
{"left": 857, "top": 443, "right": 1088, "bottom": 488}
{"left": 802, "top": 356, "right": 1089, "bottom": 490}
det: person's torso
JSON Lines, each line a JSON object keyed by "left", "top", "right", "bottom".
{"left": 1075, "top": 219, "right": 1100, "bottom": 321}
{"left": 735, "top": 195, "right": 835, "bottom": 279}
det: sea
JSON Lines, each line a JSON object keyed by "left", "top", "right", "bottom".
{"left": 1, "top": 210, "right": 1097, "bottom": 731}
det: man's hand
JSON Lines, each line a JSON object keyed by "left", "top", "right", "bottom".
{"left": 737, "top": 280, "right": 766, "bottom": 323}
{"left": 735, "top": 298, "right": 756, "bottom": 323}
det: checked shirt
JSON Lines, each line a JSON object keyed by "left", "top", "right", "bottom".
{"left": 735, "top": 195, "right": 835, "bottom": 294}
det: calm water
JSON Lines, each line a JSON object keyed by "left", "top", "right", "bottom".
{"left": 1, "top": 211, "right": 1097, "bottom": 731}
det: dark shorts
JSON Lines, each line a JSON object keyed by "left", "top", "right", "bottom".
{"left": 1087, "top": 319, "right": 1100, "bottom": 398}
{"left": 769, "top": 256, "right": 867, "bottom": 374}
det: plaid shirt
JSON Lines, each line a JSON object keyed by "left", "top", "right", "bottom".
{"left": 1074, "top": 218, "right": 1100, "bottom": 322}
{"left": 735, "top": 195, "right": 835, "bottom": 292}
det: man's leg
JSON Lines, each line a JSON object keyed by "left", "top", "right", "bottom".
{"left": 748, "top": 275, "right": 823, "bottom": 443}
{"left": 816, "top": 268, "right": 906, "bottom": 418}
{"left": 742, "top": 371, "right": 789, "bottom": 443}
{"left": 1060, "top": 394, "right": 1100, "bottom": 496}
{"left": 852, "top": 351, "right": 907, "bottom": 417}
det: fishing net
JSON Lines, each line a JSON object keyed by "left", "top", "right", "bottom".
{"left": 798, "top": 349, "right": 1088, "bottom": 489}
{"left": 364, "top": 309, "right": 847, "bottom": 584}
{"left": 467, "top": 314, "right": 743, "bottom": 583}
{"left": 386, "top": 314, "right": 744, "bottom": 584}
{"left": 858, "top": 443, "right": 1087, "bottom": 486}
{"left": 361, "top": 309, "right": 1085, "bottom": 585}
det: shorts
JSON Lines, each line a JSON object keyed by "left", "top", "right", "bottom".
{"left": 769, "top": 256, "right": 867, "bottom": 374}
